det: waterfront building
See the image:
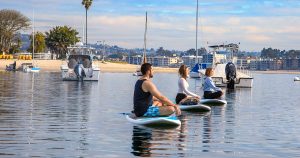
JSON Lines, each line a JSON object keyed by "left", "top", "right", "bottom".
{"left": 283, "top": 58, "right": 300, "bottom": 70}
{"left": 181, "top": 55, "right": 202, "bottom": 67}
{"left": 250, "top": 58, "right": 283, "bottom": 70}
{"left": 236, "top": 58, "right": 251, "bottom": 69}
{"left": 127, "top": 56, "right": 179, "bottom": 67}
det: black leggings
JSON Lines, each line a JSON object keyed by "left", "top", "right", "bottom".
{"left": 175, "top": 93, "right": 187, "bottom": 104}
{"left": 204, "top": 91, "right": 222, "bottom": 99}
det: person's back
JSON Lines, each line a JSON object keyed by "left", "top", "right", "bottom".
{"left": 133, "top": 79, "right": 153, "bottom": 117}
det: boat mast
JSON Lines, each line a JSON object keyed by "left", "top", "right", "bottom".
{"left": 195, "top": 0, "right": 199, "bottom": 61}
{"left": 32, "top": 10, "right": 35, "bottom": 62}
{"left": 142, "top": 11, "right": 147, "bottom": 65}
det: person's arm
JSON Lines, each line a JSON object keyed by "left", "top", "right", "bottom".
{"left": 180, "top": 78, "right": 200, "bottom": 98}
{"left": 144, "top": 81, "right": 174, "bottom": 106}
{"left": 153, "top": 96, "right": 159, "bottom": 101}
{"left": 143, "top": 80, "right": 181, "bottom": 116}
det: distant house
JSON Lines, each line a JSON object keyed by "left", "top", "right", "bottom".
{"left": 126, "top": 56, "right": 179, "bottom": 67}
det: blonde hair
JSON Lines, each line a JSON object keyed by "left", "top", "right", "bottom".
{"left": 205, "top": 68, "right": 214, "bottom": 77}
{"left": 179, "top": 64, "right": 188, "bottom": 80}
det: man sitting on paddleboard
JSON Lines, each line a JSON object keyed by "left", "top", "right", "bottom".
{"left": 133, "top": 63, "right": 181, "bottom": 117}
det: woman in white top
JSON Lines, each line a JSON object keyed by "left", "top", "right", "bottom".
{"left": 176, "top": 65, "right": 200, "bottom": 105}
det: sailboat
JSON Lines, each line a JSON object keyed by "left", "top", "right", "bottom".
{"left": 190, "top": 0, "right": 201, "bottom": 78}
{"left": 133, "top": 12, "right": 148, "bottom": 76}
{"left": 22, "top": 10, "right": 41, "bottom": 73}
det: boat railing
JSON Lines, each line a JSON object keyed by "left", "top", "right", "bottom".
{"left": 237, "top": 67, "right": 252, "bottom": 77}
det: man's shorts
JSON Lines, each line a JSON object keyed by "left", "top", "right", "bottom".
{"left": 143, "top": 106, "right": 160, "bottom": 117}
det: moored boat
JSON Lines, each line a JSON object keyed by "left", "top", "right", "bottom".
{"left": 61, "top": 43, "right": 100, "bottom": 81}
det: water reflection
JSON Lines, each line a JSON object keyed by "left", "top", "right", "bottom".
{"left": 131, "top": 125, "right": 183, "bottom": 157}
{"left": 1, "top": 72, "right": 300, "bottom": 157}
{"left": 0, "top": 72, "right": 96, "bottom": 157}
{"left": 131, "top": 126, "right": 152, "bottom": 156}
{"left": 202, "top": 114, "right": 212, "bottom": 152}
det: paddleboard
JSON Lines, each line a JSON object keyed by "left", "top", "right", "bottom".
{"left": 126, "top": 114, "right": 181, "bottom": 126}
{"left": 179, "top": 104, "right": 211, "bottom": 111}
{"left": 200, "top": 99, "right": 227, "bottom": 105}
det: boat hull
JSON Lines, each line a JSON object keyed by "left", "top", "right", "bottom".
{"left": 30, "top": 67, "right": 41, "bottom": 73}
{"left": 133, "top": 71, "right": 142, "bottom": 76}
{"left": 190, "top": 71, "right": 201, "bottom": 78}
{"left": 61, "top": 66, "right": 100, "bottom": 81}
{"left": 199, "top": 64, "right": 253, "bottom": 88}
{"left": 211, "top": 77, "right": 253, "bottom": 88}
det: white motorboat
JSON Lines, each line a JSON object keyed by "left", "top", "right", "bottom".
{"left": 190, "top": 71, "right": 201, "bottom": 78}
{"left": 199, "top": 44, "right": 253, "bottom": 88}
{"left": 133, "top": 70, "right": 142, "bottom": 76}
{"left": 20, "top": 63, "right": 40, "bottom": 73}
{"left": 61, "top": 43, "right": 100, "bottom": 81}
{"left": 199, "top": 63, "right": 253, "bottom": 88}
{"left": 294, "top": 76, "right": 300, "bottom": 81}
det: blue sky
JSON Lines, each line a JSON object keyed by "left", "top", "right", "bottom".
{"left": 1, "top": 0, "right": 300, "bottom": 51}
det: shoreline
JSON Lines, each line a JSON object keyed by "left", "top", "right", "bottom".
{"left": 1, "top": 59, "right": 300, "bottom": 74}
{"left": 0, "top": 59, "right": 178, "bottom": 73}
{"left": 252, "top": 70, "right": 300, "bottom": 74}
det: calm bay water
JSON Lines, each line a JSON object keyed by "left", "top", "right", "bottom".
{"left": 0, "top": 71, "right": 300, "bottom": 157}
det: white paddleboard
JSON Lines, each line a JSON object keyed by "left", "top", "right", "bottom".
{"left": 200, "top": 99, "right": 227, "bottom": 105}
{"left": 179, "top": 104, "right": 211, "bottom": 111}
{"left": 126, "top": 114, "right": 181, "bottom": 126}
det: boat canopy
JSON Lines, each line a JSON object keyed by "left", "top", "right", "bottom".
{"left": 68, "top": 55, "right": 92, "bottom": 69}
{"left": 209, "top": 43, "right": 239, "bottom": 49}
{"left": 68, "top": 55, "right": 91, "bottom": 61}
{"left": 191, "top": 63, "right": 211, "bottom": 72}
{"left": 67, "top": 46, "right": 96, "bottom": 55}
{"left": 191, "top": 64, "right": 200, "bottom": 72}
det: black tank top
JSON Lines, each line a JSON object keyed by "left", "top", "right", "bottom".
{"left": 133, "top": 79, "right": 153, "bottom": 117}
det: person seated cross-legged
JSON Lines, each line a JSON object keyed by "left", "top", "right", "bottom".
{"left": 133, "top": 63, "right": 181, "bottom": 117}
{"left": 175, "top": 93, "right": 199, "bottom": 105}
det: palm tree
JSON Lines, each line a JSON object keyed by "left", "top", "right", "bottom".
{"left": 81, "top": 0, "right": 93, "bottom": 46}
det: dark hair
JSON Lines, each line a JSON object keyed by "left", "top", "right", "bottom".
{"left": 179, "top": 64, "right": 188, "bottom": 80}
{"left": 141, "top": 63, "right": 152, "bottom": 75}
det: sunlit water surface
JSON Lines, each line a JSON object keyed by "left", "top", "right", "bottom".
{"left": 0, "top": 72, "right": 300, "bottom": 157}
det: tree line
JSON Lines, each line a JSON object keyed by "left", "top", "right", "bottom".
{"left": 0, "top": 9, "right": 80, "bottom": 59}
{"left": 261, "top": 48, "right": 300, "bottom": 59}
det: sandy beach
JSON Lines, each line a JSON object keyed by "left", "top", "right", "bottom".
{"left": 0, "top": 59, "right": 178, "bottom": 73}
{"left": 2, "top": 59, "right": 300, "bottom": 74}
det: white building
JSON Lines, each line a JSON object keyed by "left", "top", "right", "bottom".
{"left": 127, "top": 56, "right": 179, "bottom": 67}
{"left": 181, "top": 55, "right": 202, "bottom": 67}
{"left": 236, "top": 58, "right": 251, "bottom": 69}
